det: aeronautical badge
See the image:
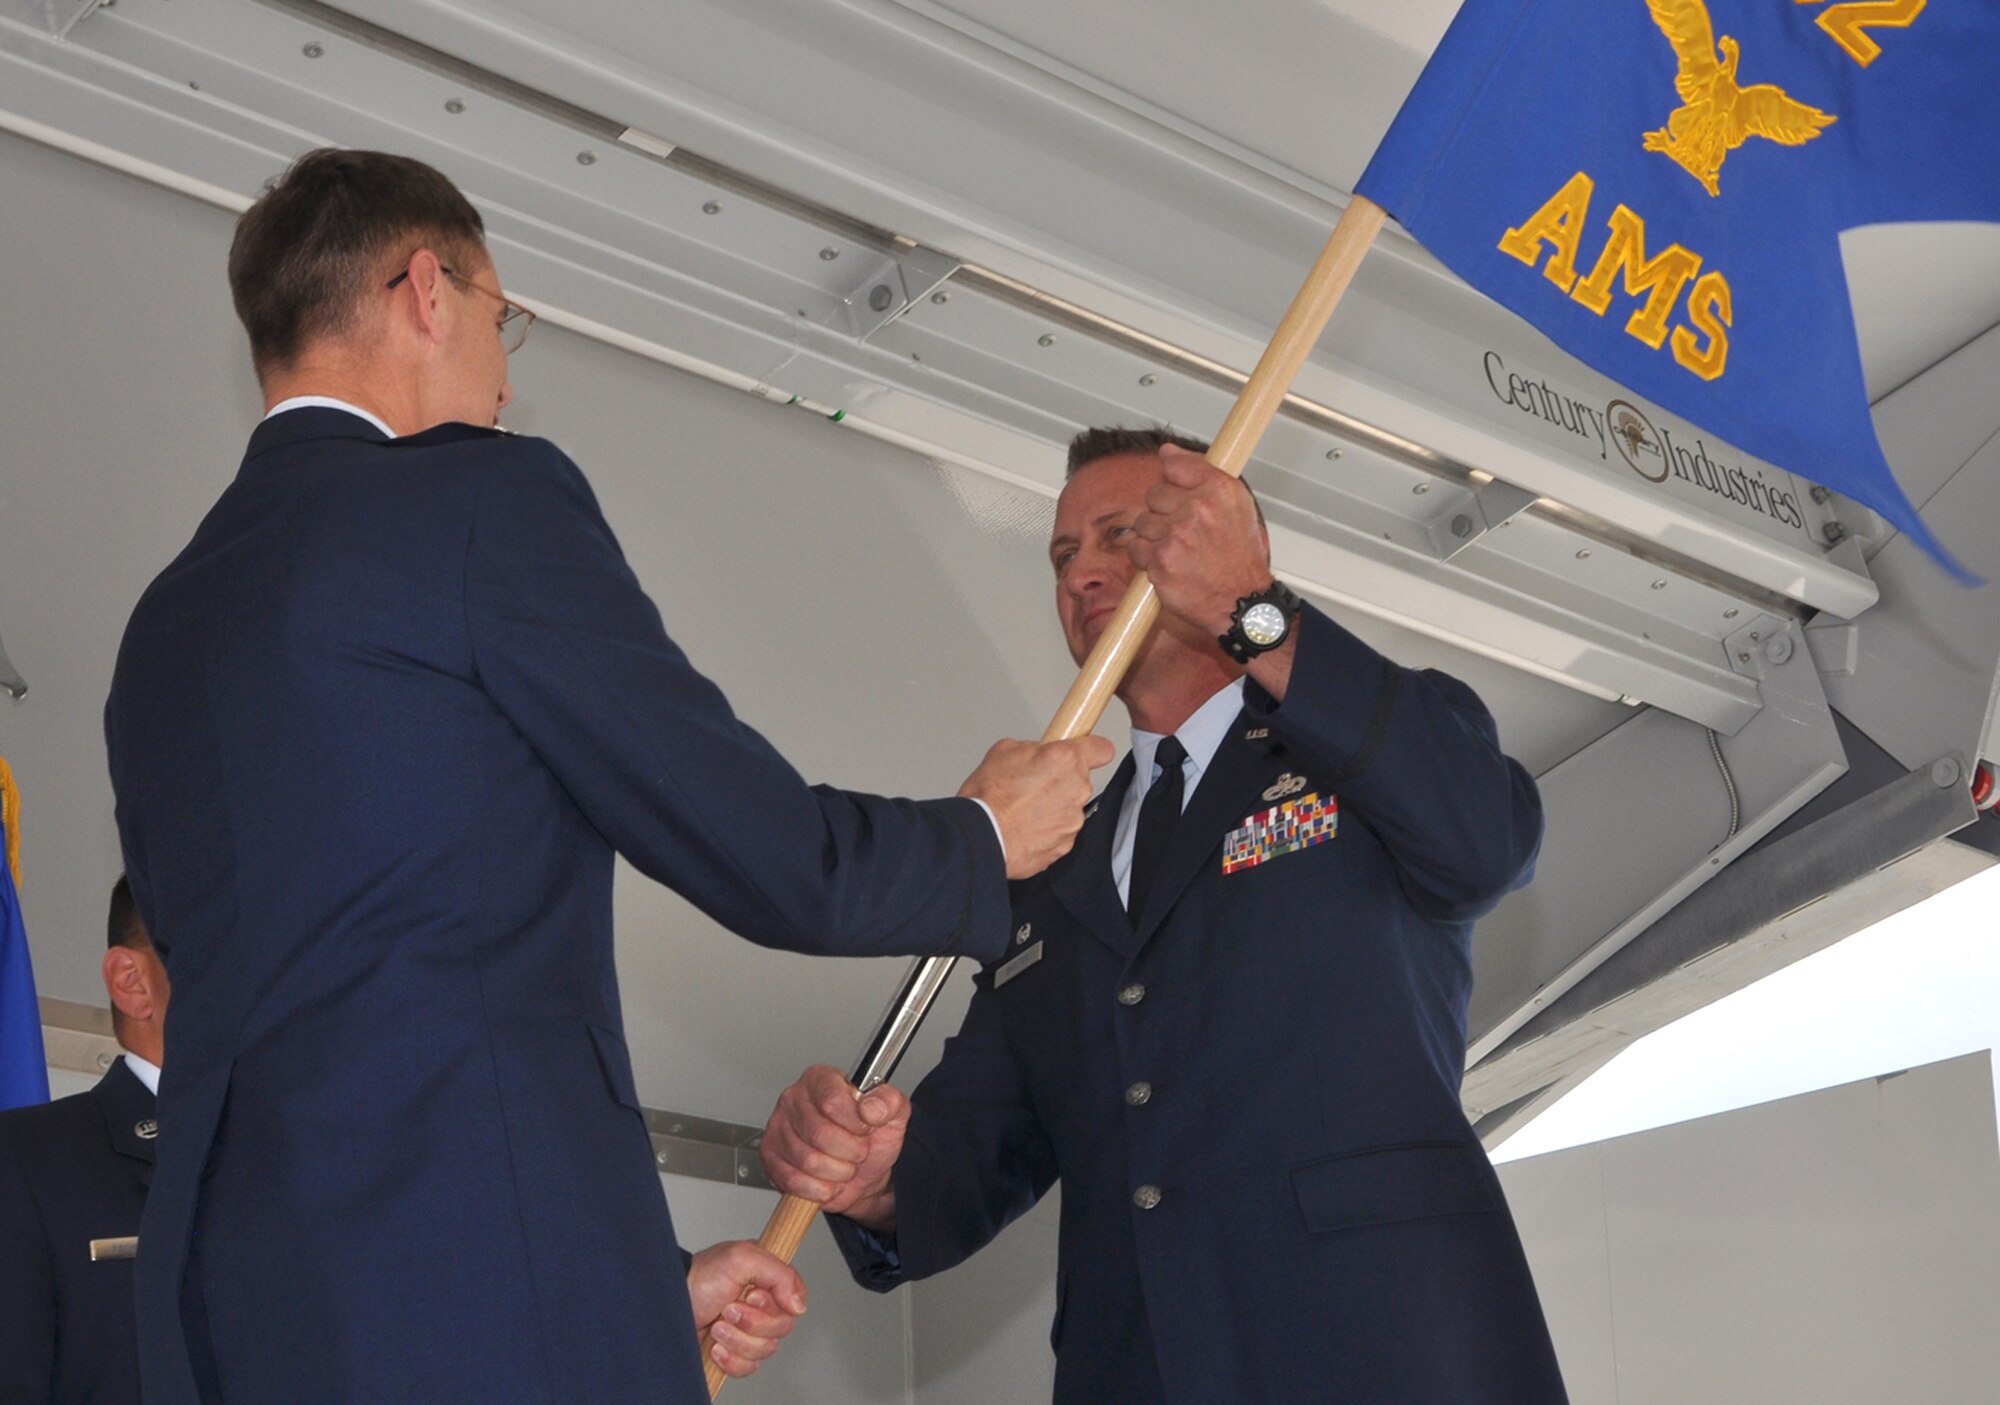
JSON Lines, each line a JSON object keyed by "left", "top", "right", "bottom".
{"left": 1223, "top": 792, "right": 1337, "bottom": 874}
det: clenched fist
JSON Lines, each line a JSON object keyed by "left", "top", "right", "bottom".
{"left": 686, "top": 1239, "right": 808, "bottom": 1379}
{"left": 960, "top": 735, "right": 1115, "bottom": 879}
{"left": 761, "top": 1065, "right": 909, "bottom": 1233}
{"left": 1128, "top": 444, "right": 1274, "bottom": 637}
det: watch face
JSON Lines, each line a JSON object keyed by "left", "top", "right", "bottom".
{"left": 1241, "top": 600, "right": 1287, "bottom": 647}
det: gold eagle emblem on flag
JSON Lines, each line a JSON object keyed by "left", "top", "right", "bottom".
{"left": 1643, "top": 0, "right": 1837, "bottom": 196}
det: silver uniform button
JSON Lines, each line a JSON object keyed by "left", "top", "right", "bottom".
{"left": 1125, "top": 1081, "right": 1152, "bottom": 1106}
{"left": 1117, "top": 983, "right": 1146, "bottom": 1006}
{"left": 1132, "top": 1184, "right": 1162, "bottom": 1210}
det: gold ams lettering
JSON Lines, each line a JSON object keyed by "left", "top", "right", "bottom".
{"left": 1498, "top": 174, "right": 1731, "bottom": 381}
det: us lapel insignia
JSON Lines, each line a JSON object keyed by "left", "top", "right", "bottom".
{"left": 134, "top": 1118, "right": 159, "bottom": 1140}
{"left": 1223, "top": 792, "right": 1338, "bottom": 874}
{"left": 1244, "top": 727, "right": 1269, "bottom": 741}
{"left": 1262, "top": 772, "right": 1308, "bottom": 802}
{"left": 1014, "top": 922, "right": 1033, "bottom": 946}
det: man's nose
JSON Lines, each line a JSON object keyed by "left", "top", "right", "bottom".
{"left": 1065, "top": 547, "right": 1124, "bottom": 599}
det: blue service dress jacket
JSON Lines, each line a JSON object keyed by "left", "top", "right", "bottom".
{"left": 0, "top": 1056, "right": 156, "bottom": 1405}
{"left": 103, "top": 408, "right": 1013, "bottom": 1405}
{"left": 832, "top": 603, "right": 1570, "bottom": 1403}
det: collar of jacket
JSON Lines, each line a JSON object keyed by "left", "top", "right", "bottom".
{"left": 241, "top": 407, "right": 507, "bottom": 465}
{"left": 92, "top": 1057, "right": 159, "bottom": 1169}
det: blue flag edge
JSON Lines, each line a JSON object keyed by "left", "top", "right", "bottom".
{"left": 0, "top": 808, "right": 50, "bottom": 1112}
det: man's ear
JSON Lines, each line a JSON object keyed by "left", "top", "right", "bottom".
{"left": 396, "top": 247, "right": 452, "bottom": 347}
{"left": 103, "top": 946, "right": 157, "bottom": 1023}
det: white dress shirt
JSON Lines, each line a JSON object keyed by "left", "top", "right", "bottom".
{"left": 263, "top": 395, "right": 396, "bottom": 439}
{"left": 123, "top": 1051, "right": 162, "bottom": 1096}
{"left": 1111, "top": 677, "right": 1247, "bottom": 908}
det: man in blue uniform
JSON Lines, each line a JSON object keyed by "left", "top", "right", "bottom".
{"left": 761, "top": 428, "right": 1570, "bottom": 1402}
{"left": 103, "top": 149, "right": 1108, "bottom": 1405}
{"left": 0, "top": 876, "right": 169, "bottom": 1404}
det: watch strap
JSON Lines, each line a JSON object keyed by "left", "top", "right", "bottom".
{"left": 1220, "top": 580, "right": 1301, "bottom": 663}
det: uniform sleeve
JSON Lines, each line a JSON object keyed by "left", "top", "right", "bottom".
{"left": 462, "top": 443, "right": 1010, "bottom": 965}
{"left": 0, "top": 1131, "right": 56, "bottom": 1404}
{"left": 1245, "top": 602, "right": 1543, "bottom": 923}
{"left": 828, "top": 973, "right": 1056, "bottom": 1288}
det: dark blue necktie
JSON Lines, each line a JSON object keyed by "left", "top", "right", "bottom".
{"left": 1128, "top": 735, "right": 1187, "bottom": 924}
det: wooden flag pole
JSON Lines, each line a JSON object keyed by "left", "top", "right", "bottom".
{"left": 703, "top": 194, "right": 1385, "bottom": 1398}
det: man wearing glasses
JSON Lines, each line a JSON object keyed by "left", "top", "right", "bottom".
{"left": 103, "top": 148, "right": 1109, "bottom": 1405}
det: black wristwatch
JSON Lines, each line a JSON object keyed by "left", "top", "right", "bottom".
{"left": 1220, "top": 580, "right": 1301, "bottom": 663}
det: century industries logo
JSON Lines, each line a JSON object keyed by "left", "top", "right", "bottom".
{"left": 1606, "top": 400, "right": 1669, "bottom": 483}
{"left": 1479, "top": 350, "right": 1808, "bottom": 531}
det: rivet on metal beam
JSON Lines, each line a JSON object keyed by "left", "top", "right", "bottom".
{"left": 445, "top": 98, "right": 466, "bottom": 114}
{"left": 576, "top": 151, "right": 596, "bottom": 166}
{"left": 819, "top": 247, "right": 840, "bottom": 261}
{"left": 1037, "top": 333, "right": 1056, "bottom": 347}
{"left": 930, "top": 291, "right": 949, "bottom": 305}
{"left": 303, "top": 42, "right": 324, "bottom": 59}
{"left": 701, "top": 201, "right": 721, "bottom": 215}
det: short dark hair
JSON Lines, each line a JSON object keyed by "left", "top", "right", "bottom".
{"left": 1065, "top": 425, "right": 1210, "bottom": 477}
{"left": 107, "top": 875, "right": 149, "bottom": 952}
{"left": 1064, "top": 424, "right": 1265, "bottom": 532}
{"left": 228, "top": 148, "right": 487, "bottom": 379}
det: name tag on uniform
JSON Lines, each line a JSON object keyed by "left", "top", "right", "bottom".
{"left": 1223, "top": 792, "right": 1338, "bottom": 874}
{"left": 994, "top": 940, "right": 1044, "bottom": 988}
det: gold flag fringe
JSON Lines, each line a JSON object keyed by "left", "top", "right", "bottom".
{"left": 0, "top": 755, "right": 20, "bottom": 890}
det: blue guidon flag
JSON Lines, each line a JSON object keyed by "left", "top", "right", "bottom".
{"left": 1356, "top": 0, "right": 1998, "bottom": 579}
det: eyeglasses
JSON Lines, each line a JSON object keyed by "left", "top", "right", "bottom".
{"left": 386, "top": 264, "right": 536, "bottom": 354}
